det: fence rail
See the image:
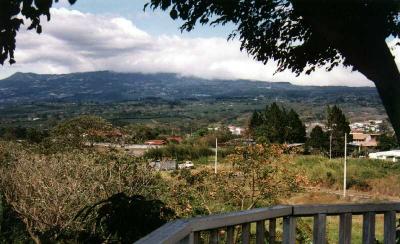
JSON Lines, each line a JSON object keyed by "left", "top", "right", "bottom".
{"left": 136, "top": 202, "right": 400, "bottom": 244}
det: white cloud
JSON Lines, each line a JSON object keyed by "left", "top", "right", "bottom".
{"left": 1, "top": 8, "right": 379, "bottom": 87}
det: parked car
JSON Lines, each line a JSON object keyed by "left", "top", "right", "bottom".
{"left": 178, "top": 161, "right": 194, "bottom": 169}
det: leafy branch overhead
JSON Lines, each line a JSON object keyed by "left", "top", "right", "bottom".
{"left": 0, "top": 0, "right": 76, "bottom": 65}
{"left": 146, "top": 0, "right": 400, "bottom": 75}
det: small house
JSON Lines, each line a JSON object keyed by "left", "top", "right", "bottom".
{"left": 350, "top": 132, "right": 380, "bottom": 148}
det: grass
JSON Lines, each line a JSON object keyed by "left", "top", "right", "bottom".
{"left": 174, "top": 154, "right": 400, "bottom": 243}
{"left": 315, "top": 215, "right": 384, "bottom": 243}
{"left": 293, "top": 155, "right": 400, "bottom": 196}
{"left": 208, "top": 214, "right": 391, "bottom": 243}
{"left": 193, "top": 156, "right": 213, "bottom": 165}
{"left": 286, "top": 155, "right": 400, "bottom": 243}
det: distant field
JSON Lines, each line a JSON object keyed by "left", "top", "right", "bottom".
{"left": 195, "top": 153, "right": 400, "bottom": 204}
{"left": 292, "top": 155, "right": 400, "bottom": 199}
{"left": 0, "top": 96, "right": 387, "bottom": 132}
{"left": 270, "top": 155, "right": 400, "bottom": 243}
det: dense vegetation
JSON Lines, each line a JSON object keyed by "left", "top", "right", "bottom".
{"left": 144, "top": 144, "right": 214, "bottom": 161}
{"left": 0, "top": 103, "right": 396, "bottom": 243}
{"left": 294, "top": 155, "right": 400, "bottom": 195}
{"left": 249, "top": 102, "right": 306, "bottom": 143}
{"left": 306, "top": 105, "right": 353, "bottom": 157}
{"left": 0, "top": 145, "right": 165, "bottom": 243}
{"left": 0, "top": 115, "right": 304, "bottom": 243}
{"left": 378, "top": 134, "right": 400, "bottom": 151}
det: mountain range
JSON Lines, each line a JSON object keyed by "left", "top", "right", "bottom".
{"left": 0, "top": 71, "right": 380, "bottom": 104}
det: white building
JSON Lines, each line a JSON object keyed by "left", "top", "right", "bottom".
{"left": 228, "top": 125, "right": 245, "bottom": 135}
{"left": 369, "top": 150, "right": 400, "bottom": 162}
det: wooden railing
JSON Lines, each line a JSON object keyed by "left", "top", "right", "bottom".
{"left": 136, "top": 203, "right": 400, "bottom": 244}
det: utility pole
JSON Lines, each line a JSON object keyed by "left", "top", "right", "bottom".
{"left": 343, "top": 133, "right": 347, "bottom": 198}
{"left": 214, "top": 137, "right": 218, "bottom": 174}
{"left": 329, "top": 134, "right": 332, "bottom": 160}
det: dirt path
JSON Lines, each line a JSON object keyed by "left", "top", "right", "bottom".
{"left": 305, "top": 186, "right": 400, "bottom": 202}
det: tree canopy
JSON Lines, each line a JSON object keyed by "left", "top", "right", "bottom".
{"left": 145, "top": 0, "right": 400, "bottom": 73}
{"left": 307, "top": 125, "right": 329, "bottom": 153}
{"left": 0, "top": 0, "right": 77, "bottom": 64}
{"left": 378, "top": 133, "right": 399, "bottom": 151}
{"left": 326, "top": 105, "right": 352, "bottom": 157}
{"left": 50, "top": 115, "right": 114, "bottom": 148}
{"left": 249, "top": 102, "right": 306, "bottom": 143}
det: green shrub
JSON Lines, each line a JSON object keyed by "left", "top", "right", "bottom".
{"left": 347, "top": 177, "right": 371, "bottom": 191}
{"left": 144, "top": 144, "right": 213, "bottom": 161}
{"left": 0, "top": 194, "right": 32, "bottom": 244}
{"left": 0, "top": 148, "right": 166, "bottom": 242}
{"left": 293, "top": 155, "right": 400, "bottom": 190}
{"left": 75, "top": 193, "right": 175, "bottom": 243}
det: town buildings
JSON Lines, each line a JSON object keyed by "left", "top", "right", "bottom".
{"left": 350, "top": 120, "right": 384, "bottom": 133}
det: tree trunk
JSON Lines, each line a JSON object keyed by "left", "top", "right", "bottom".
{"left": 370, "top": 66, "right": 400, "bottom": 142}
{"left": 296, "top": 8, "right": 400, "bottom": 141}
{"left": 340, "top": 38, "right": 400, "bottom": 141}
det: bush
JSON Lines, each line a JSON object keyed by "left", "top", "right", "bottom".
{"left": 165, "top": 144, "right": 305, "bottom": 217}
{"left": 347, "top": 177, "right": 371, "bottom": 191}
{"left": 0, "top": 194, "right": 32, "bottom": 244}
{"left": 76, "top": 193, "right": 175, "bottom": 243}
{"left": 50, "top": 115, "right": 114, "bottom": 149}
{"left": 0, "top": 149, "right": 165, "bottom": 242}
{"left": 293, "top": 155, "right": 400, "bottom": 191}
{"left": 144, "top": 144, "right": 213, "bottom": 161}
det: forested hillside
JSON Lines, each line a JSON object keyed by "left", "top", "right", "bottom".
{"left": 0, "top": 71, "right": 380, "bottom": 104}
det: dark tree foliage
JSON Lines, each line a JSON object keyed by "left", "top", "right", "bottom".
{"left": 144, "top": 144, "right": 213, "bottom": 161}
{"left": 145, "top": 0, "right": 400, "bottom": 140}
{"left": 249, "top": 102, "right": 305, "bottom": 143}
{"left": 378, "top": 134, "right": 399, "bottom": 150}
{"left": 0, "top": 194, "right": 31, "bottom": 243}
{"left": 307, "top": 125, "right": 329, "bottom": 153}
{"left": 264, "top": 103, "right": 287, "bottom": 142}
{"left": 248, "top": 110, "right": 263, "bottom": 129}
{"left": 123, "top": 124, "right": 167, "bottom": 144}
{"left": 75, "top": 193, "right": 175, "bottom": 243}
{"left": 0, "top": 0, "right": 76, "bottom": 64}
{"left": 286, "top": 109, "right": 306, "bottom": 143}
{"left": 0, "top": 126, "right": 49, "bottom": 143}
{"left": 326, "top": 105, "right": 352, "bottom": 157}
{"left": 50, "top": 115, "right": 113, "bottom": 146}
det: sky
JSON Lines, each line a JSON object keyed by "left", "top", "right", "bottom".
{"left": 2, "top": 0, "right": 398, "bottom": 87}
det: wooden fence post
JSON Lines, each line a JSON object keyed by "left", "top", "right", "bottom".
{"left": 339, "top": 213, "right": 352, "bottom": 244}
{"left": 362, "top": 212, "right": 376, "bottom": 244}
{"left": 283, "top": 216, "right": 296, "bottom": 244}
{"left": 313, "top": 213, "right": 327, "bottom": 244}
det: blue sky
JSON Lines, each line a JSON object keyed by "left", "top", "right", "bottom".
{"left": 59, "top": 0, "right": 234, "bottom": 37}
